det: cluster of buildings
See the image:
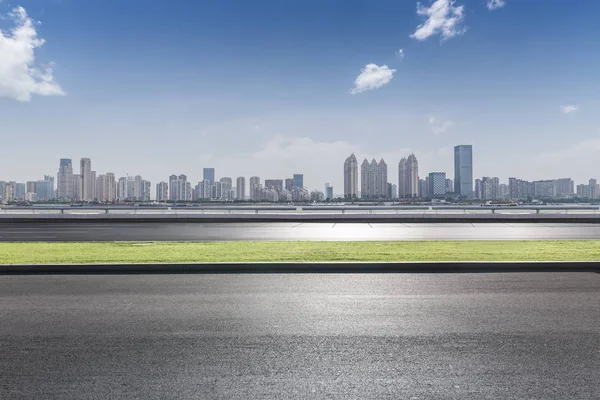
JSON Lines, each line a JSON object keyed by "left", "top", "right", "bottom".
{"left": 1, "top": 146, "right": 598, "bottom": 203}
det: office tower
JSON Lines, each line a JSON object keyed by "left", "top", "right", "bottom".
{"left": 203, "top": 168, "right": 215, "bottom": 185}
{"left": 156, "top": 182, "right": 169, "bottom": 202}
{"left": 556, "top": 178, "right": 574, "bottom": 196}
{"left": 285, "top": 178, "right": 294, "bottom": 192}
{"left": 391, "top": 184, "right": 397, "bottom": 199}
{"left": 386, "top": 182, "right": 394, "bottom": 199}
{"left": 454, "top": 145, "right": 473, "bottom": 199}
{"left": 236, "top": 177, "right": 246, "bottom": 200}
{"left": 481, "top": 177, "right": 500, "bottom": 200}
{"left": 293, "top": 174, "right": 304, "bottom": 189}
{"left": 265, "top": 179, "right": 284, "bottom": 191}
{"left": 445, "top": 179, "right": 453, "bottom": 193}
{"left": 398, "top": 154, "right": 419, "bottom": 198}
{"left": 28, "top": 176, "right": 54, "bottom": 201}
{"left": 419, "top": 178, "right": 429, "bottom": 198}
{"left": 474, "top": 178, "right": 482, "bottom": 200}
{"left": 220, "top": 177, "right": 232, "bottom": 200}
{"left": 343, "top": 153, "right": 358, "bottom": 198}
{"left": 72, "top": 174, "right": 81, "bottom": 201}
{"left": 325, "top": 183, "right": 334, "bottom": 200}
{"left": 90, "top": 171, "right": 96, "bottom": 200}
{"left": 80, "top": 158, "right": 92, "bottom": 201}
{"left": 249, "top": 176, "right": 261, "bottom": 200}
{"left": 428, "top": 172, "right": 447, "bottom": 198}
{"left": 57, "top": 158, "right": 73, "bottom": 200}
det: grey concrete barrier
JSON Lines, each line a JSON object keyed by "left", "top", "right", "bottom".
{"left": 1, "top": 261, "right": 598, "bottom": 275}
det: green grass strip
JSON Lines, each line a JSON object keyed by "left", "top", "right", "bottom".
{"left": 0, "top": 241, "right": 599, "bottom": 264}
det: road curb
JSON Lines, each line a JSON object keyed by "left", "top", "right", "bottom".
{"left": 1, "top": 261, "right": 598, "bottom": 275}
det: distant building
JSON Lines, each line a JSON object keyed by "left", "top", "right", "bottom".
{"left": 310, "top": 190, "right": 325, "bottom": 202}
{"left": 343, "top": 154, "right": 358, "bottom": 198}
{"left": 419, "top": 178, "right": 429, "bottom": 198}
{"left": 27, "top": 176, "right": 54, "bottom": 201}
{"left": 508, "top": 177, "right": 534, "bottom": 200}
{"left": 249, "top": 176, "right": 261, "bottom": 200}
{"left": 474, "top": 178, "right": 482, "bottom": 200}
{"left": 445, "top": 179, "right": 454, "bottom": 193}
{"left": 428, "top": 172, "right": 447, "bottom": 198}
{"left": 293, "top": 174, "right": 304, "bottom": 189}
{"left": 265, "top": 179, "right": 284, "bottom": 191}
{"left": 285, "top": 178, "right": 294, "bottom": 192}
{"left": 325, "top": 183, "right": 334, "bottom": 200}
{"left": 203, "top": 168, "right": 215, "bottom": 185}
{"left": 361, "top": 158, "right": 387, "bottom": 199}
{"left": 72, "top": 174, "right": 81, "bottom": 201}
{"left": 57, "top": 158, "right": 73, "bottom": 201}
{"left": 220, "top": 177, "right": 232, "bottom": 200}
{"left": 533, "top": 180, "right": 557, "bottom": 199}
{"left": 80, "top": 158, "right": 93, "bottom": 201}
{"left": 454, "top": 145, "right": 473, "bottom": 199}
{"left": 169, "top": 174, "right": 189, "bottom": 201}
{"left": 236, "top": 177, "right": 246, "bottom": 200}
{"left": 156, "top": 182, "right": 169, "bottom": 202}
{"left": 481, "top": 177, "right": 500, "bottom": 200}
{"left": 15, "top": 183, "right": 25, "bottom": 201}
{"left": 556, "top": 178, "right": 574, "bottom": 196}
{"left": 398, "top": 154, "right": 419, "bottom": 198}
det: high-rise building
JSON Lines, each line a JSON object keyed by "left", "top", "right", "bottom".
{"left": 398, "top": 154, "right": 419, "bottom": 198}
{"left": 533, "top": 180, "right": 557, "bottom": 199}
{"left": 90, "top": 171, "right": 96, "bottom": 200}
{"left": 28, "top": 176, "right": 54, "bottom": 201}
{"left": 419, "top": 178, "right": 429, "bottom": 198}
{"left": 156, "top": 182, "right": 169, "bottom": 202}
{"left": 80, "top": 158, "right": 92, "bottom": 201}
{"left": 219, "top": 177, "right": 232, "bottom": 200}
{"left": 285, "top": 178, "right": 294, "bottom": 192}
{"left": 508, "top": 177, "right": 534, "bottom": 200}
{"left": 454, "top": 145, "right": 473, "bottom": 199}
{"left": 95, "top": 173, "right": 116, "bottom": 202}
{"left": 169, "top": 174, "right": 189, "bottom": 201}
{"left": 72, "top": 174, "right": 81, "bottom": 201}
{"left": 236, "top": 177, "right": 246, "bottom": 200}
{"left": 343, "top": 153, "right": 358, "bottom": 198}
{"left": 117, "top": 177, "right": 128, "bottom": 201}
{"left": 361, "top": 158, "right": 387, "bottom": 199}
{"left": 15, "top": 183, "right": 25, "bottom": 201}
{"left": 293, "top": 174, "right": 304, "bottom": 189}
{"left": 474, "top": 178, "right": 482, "bottom": 200}
{"left": 481, "top": 177, "right": 500, "bottom": 200}
{"left": 57, "top": 158, "right": 73, "bottom": 201}
{"left": 203, "top": 168, "right": 215, "bottom": 185}
{"left": 428, "top": 172, "right": 447, "bottom": 198}
{"left": 445, "top": 179, "right": 454, "bottom": 193}
{"left": 249, "top": 176, "right": 261, "bottom": 200}
{"left": 325, "top": 183, "right": 334, "bottom": 200}
{"left": 265, "top": 179, "right": 284, "bottom": 191}
{"left": 556, "top": 178, "right": 574, "bottom": 196}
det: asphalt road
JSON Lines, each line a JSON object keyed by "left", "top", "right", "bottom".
{"left": 2, "top": 222, "right": 600, "bottom": 241}
{"left": 1, "top": 273, "right": 598, "bottom": 399}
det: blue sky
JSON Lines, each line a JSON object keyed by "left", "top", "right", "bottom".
{"left": 1, "top": 0, "right": 599, "bottom": 193}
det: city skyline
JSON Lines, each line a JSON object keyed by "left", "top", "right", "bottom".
{"left": 1, "top": 2, "right": 600, "bottom": 191}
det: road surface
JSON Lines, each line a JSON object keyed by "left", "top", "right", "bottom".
{"left": 0, "top": 273, "right": 598, "bottom": 399}
{"left": 2, "top": 222, "right": 600, "bottom": 241}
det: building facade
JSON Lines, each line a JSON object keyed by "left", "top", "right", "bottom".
{"left": 361, "top": 158, "right": 388, "bottom": 199}
{"left": 454, "top": 145, "right": 473, "bottom": 199}
{"left": 343, "top": 153, "right": 358, "bottom": 198}
{"left": 236, "top": 177, "right": 246, "bottom": 200}
{"left": 398, "top": 154, "right": 419, "bottom": 198}
{"left": 428, "top": 172, "right": 447, "bottom": 198}
{"left": 57, "top": 158, "right": 74, "bottom": 201}
{"left": 80, "top": 158, "right": 92, "bottom": 201}
{"left": 293, "top": 174, "right": 304, "bottom": 189}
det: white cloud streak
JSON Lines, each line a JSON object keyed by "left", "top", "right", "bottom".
{"left": 350, "top": 63, "right": 396, "bottom": 94}
{"left": 0, "top": 6, "right": 64, "bottom": 102}
{"left": 429, "top": 116, "right": 454, "bottom": 135}
{"left": 410, "top": 0, "right": 466, "bottom": 41}
{"left": 486, "top": 0, "right": 505, "bottom": 10}
{"left": 560, "top": 105, "right": 579, "bottom": 114}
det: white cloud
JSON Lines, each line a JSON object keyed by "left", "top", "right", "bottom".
{"left": 396, "top": 48, "right": 405, "bottom": 60}
{"left": 428, "top": 116, "right": 454, "bottom": 135}
{"left": 560, "top": 105, "right": 579, "bottom": 114}
{"left": 486, "top": 0, "right": 505, "bottom": 10}
{"left": 0, "top": 6, "right": 64, "bottom": 102}
{"left": 410, "top": 0, "right": 466, "bottom": 41}
{"left": 350, "top": 63, "right": 396, "bottom": 94}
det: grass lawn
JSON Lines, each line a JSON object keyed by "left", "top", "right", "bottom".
{"left": 0, "top": 241, "right": 599, "bottom": 264}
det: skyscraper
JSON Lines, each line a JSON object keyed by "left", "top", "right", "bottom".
{"left": 219, "top": 177, "right": 232, "bottom": 200}
{"left": 293, "top": 174, "right": 303, "bottom": 189}
{"left": 454, "top": 145, "right": 473, "bottom": 199}
{"left": 203, "top": 168, "right": 215, "bottom": 185}
{"left": 361, "top": 158, "right": 387, "bottom": 198}
{"left": 80, "top": 158, "right": 92, "bottom": 201}
{"left": 325, "top": 183, "right": 334, "bottom": 200}
{"left": 72, "top": 174, "right": 81, "bottom": 201}
{"left": 236, "top": 177, "right": 246, "bottom": 200}
{"left": 285, "top": 178, "right": 294, "bottom": 192}
{"left": 343, "top": 153, "right": 358, "bottom": 198}
{"left": 169, "top": 174, "right": 189, "bottom": 201}
{"left": 398, "top": 154, "right": 419, "bottom": 198}
{"left": 57, "top": 158, "right": 73, "bottom": 200}
{"left": 249, "top": 176, "right": 260, "bottom": 200}
{"left": 445, "top": 178, "right": 454, "bottom": 193}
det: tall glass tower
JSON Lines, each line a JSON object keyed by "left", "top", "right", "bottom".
{"left": 454, "top": 145, "right": 473, "bottom": 199}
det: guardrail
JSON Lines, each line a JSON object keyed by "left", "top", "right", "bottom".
{"left": 1, "top": 205, "right": 599, "bottom": 216}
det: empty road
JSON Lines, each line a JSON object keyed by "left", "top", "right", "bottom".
{"left": 2, "top": 222, "right": 600, "bottom": 241}
{"left": 1, "top": 273, "right": 598, "bottom": 399}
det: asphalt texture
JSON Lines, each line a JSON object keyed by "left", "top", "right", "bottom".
{"left": 2, "top": 222, "right": 600, "bottom": 241}
{"left": 1, "top": 273, "right": 598, "bottom": 399}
